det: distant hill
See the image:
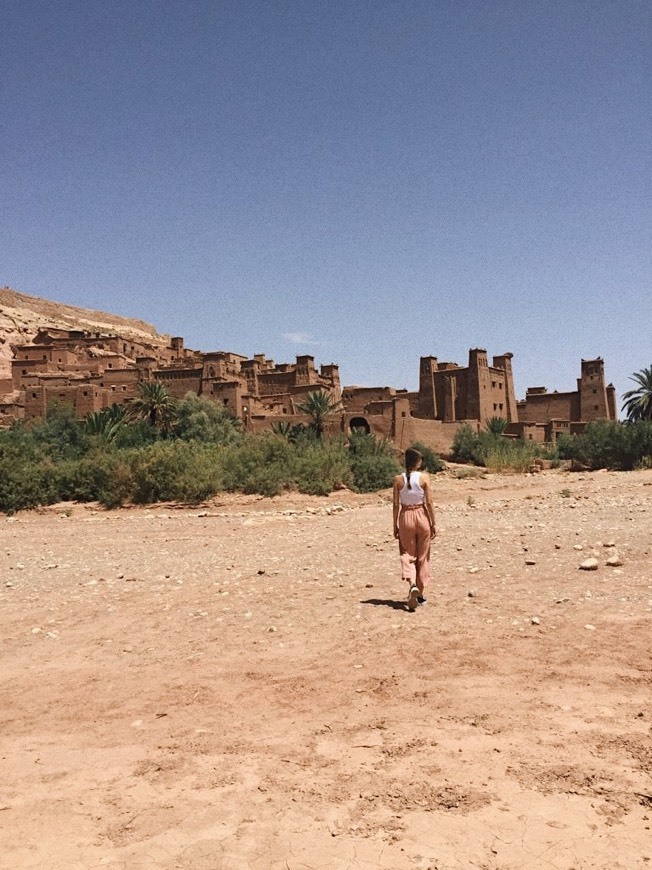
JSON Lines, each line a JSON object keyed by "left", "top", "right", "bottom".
{"left": 0, "top": 287, "right": 171, "bottom": 381}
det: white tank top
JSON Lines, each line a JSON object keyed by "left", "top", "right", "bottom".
{"left": 400, "top": 471, "right": 425, "bottom": 506}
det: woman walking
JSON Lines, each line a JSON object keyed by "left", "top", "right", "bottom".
{"left": 393, "top": 448, "right": 437, "bottom": 611}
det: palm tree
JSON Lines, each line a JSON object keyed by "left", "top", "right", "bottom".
{"left": 621, "top": 366, "right": 652, "bottom": 422}
{"left": 84, "top": 404, "right": 126, "bottom": 442}
{"left": 485, "top": 416, "right": 508, "bottom": 435}
{"left": 296, "top": 390, "right": 343, "bottom": 438}
{"left": 270, "top": 420, "right": 306, "bottom": 442}
{"left": 127, "top": 382, "right": 178, "bottom": 433}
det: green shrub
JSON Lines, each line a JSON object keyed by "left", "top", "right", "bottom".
{"left": 52, "top": 450, "right": 134, "bottom": 506}
{"left": 346, "top": 430, "right": 400, "bottom": 492}
{"left": 174, "top": 393, "right": 242, "bottom": 444}
{"left": 452, "top": 424, "right": 553, "bottom": 472}
{"left": 558, "top": 421, "right": 652, "bottom": 470}
{"left": 350, "top": 453, "right": 400, "bottom": 492}
{"left": 483, "top": 439, "right": 539, "bottom": 473}
{"left": 30, "top": 400, "right": 89, "bottom": 460}
{"left": 0, "top": 455, "right": 61, "bottom": 513}
{"left": 129, "top": 441, "right": 223, "bottom": 504}
{"left": 220, "top": 434, "right": 295, "bottom": 496}
{"left": 348, "top": 429, "right": 395, "bottom": 458}
{"left": 295, "top": 440, "right": 352, "bottom": 494}
{"left": 451, "top": 424, "right": 484, "bottom": 465}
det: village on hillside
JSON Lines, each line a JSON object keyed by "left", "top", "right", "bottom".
{"left": 0, "top": 314, "right": 616, "bottom": 454}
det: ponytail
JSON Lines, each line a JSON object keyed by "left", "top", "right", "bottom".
{"left": 404, "top": 448, "right": 423, "bottom": 491}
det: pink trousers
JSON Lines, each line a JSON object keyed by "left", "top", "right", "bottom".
{"left": 398, "top": 504, "right": 431, "bottom": 590}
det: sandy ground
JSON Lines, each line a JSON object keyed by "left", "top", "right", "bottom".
{"left": 1, "top": 467, "right": 651, "bottom": 870}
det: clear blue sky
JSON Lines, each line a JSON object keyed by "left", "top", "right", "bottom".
{"left": 2, "top": 1, "right": 650, "bottom": 403}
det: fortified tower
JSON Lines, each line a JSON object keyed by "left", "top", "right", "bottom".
{"left": 579, "top": 358, "right": 611, "bottom": 422}
{"left": 466, "top": 348, "right": 492, "bottom": 423}
{"left": 492, "top": 352, "right": 517, "bottom": 422}
{"left": 418, "top": 356, "right": 438, "bottom": 418}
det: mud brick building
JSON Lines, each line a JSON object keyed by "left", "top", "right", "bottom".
{"left": 0, "top": 327, "right": 616, "bottom": 453}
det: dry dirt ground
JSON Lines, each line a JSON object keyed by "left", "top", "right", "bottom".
{"left": 1, "top": 467, "right": 651, "bottom": 870}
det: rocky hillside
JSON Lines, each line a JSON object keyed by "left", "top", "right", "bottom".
{"left": 0, "top": 287, "right": 171, "bottom": 381}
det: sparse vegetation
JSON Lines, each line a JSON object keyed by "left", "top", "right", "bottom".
{"left": 4, "top": 397, "right": 651, "bottom": 514}
{"left": 0, "top": 396, "right": 401, "bottom": 512}
{"left": 557, "top": 420, "right": 652, "bottom": 471}
{"left": 451, "top": 423, "right": 550, "bottom": 471}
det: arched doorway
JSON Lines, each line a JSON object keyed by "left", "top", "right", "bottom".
{"left": 349, "top": 416, "right": 370, "bottom": 434}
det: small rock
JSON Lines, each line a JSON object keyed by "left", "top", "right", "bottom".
{"left": 579, "top": 558, "right": 599, "bottom": 571}
{"left": 573, "top": 544, "right": 584, "bottom": 551}
{"left": 31, "top": 627, "right": 42, "bottom": 634}
{"left": 468, "top": 567, "right": 479, "bottom": 574}
{"left": 584, "top": 624, "right": 596, "bottom": 631}
{"left": 467, "top": 589, "right": 476, "bottom": 598}
{"left": 606, "top": 554, "right": 623, "bottom": 567}
{"left": 531, "top": 616, "right": 540, "bottom": 625}
{"left": 525, "top": 559, "right": 536, "bottom": 566}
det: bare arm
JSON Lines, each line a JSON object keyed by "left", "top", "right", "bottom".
{"left": 392, "top": 475, "right": 402, "bottom": 538}
{"left": 421, "top": 473, "right": 437, "bottom": 537}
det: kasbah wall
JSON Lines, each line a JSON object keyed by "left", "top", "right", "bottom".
{"left": 0, "top": 325, "right": 617, "bottom": 455}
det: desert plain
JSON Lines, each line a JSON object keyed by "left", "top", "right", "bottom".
{"left": 1, "top": 466, "right": 651, "bottom": 869}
